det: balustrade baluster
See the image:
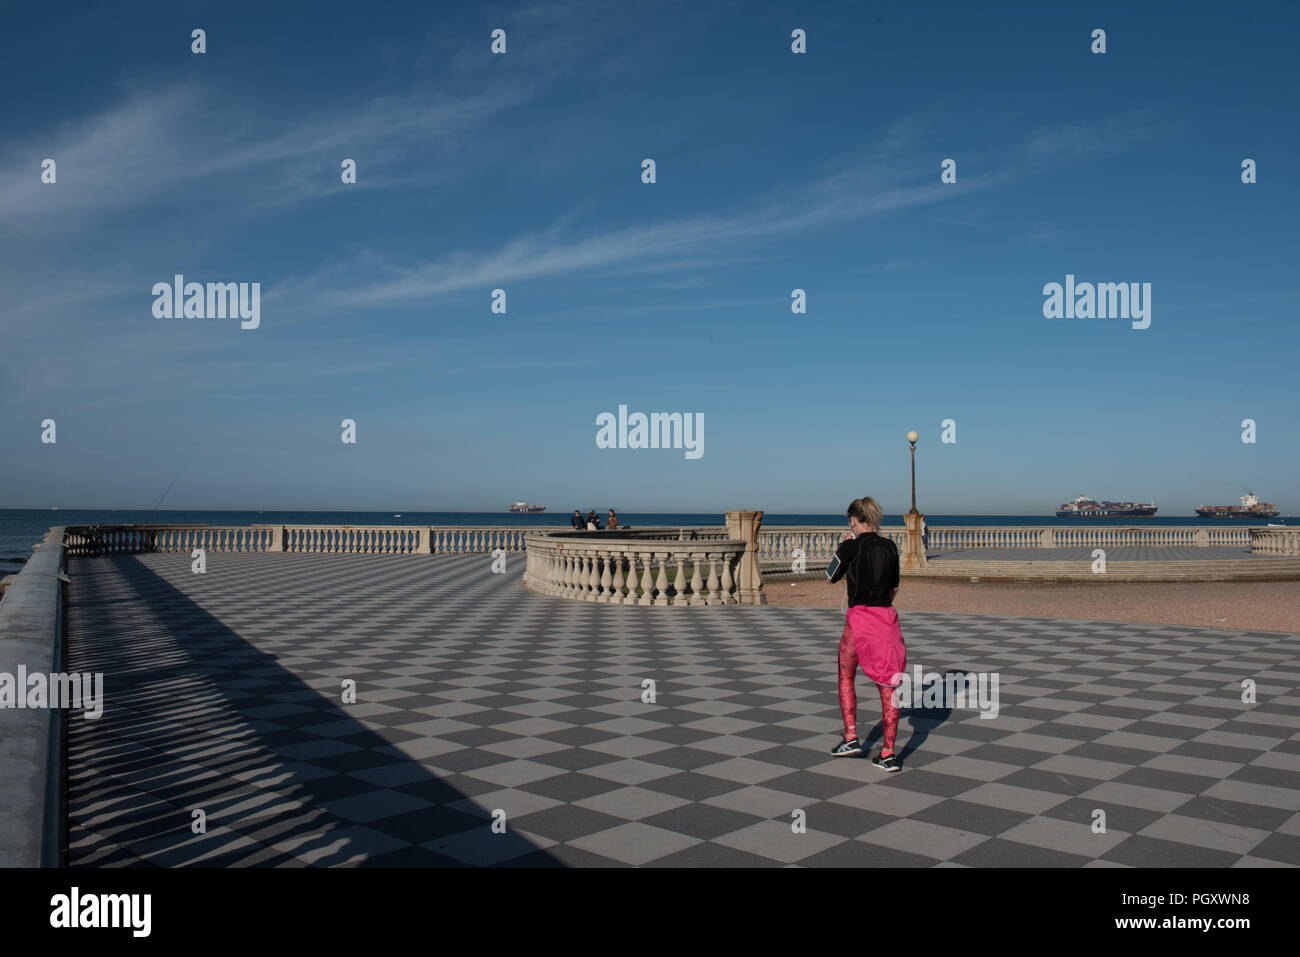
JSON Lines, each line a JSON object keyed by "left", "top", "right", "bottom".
{"left": 557, "top": 553, "right": 570, "bottom": 595}
{"left": 612, "top": 552, "right": 626, "bottom": 602}
{"left": 688, "top": 552, "right": 706, "bottom": 606}
{"left": 653, "top": 554, "right": 669, "bottom": 606}
{"left": 705, "top": 558, "right": 721, "bottom": 605}
{"left": 637, "top": 552, "right": 655, "bottom": 606}
{"left": 577, "top": 553, "right": 590, "bottom": 599}
{"left": 560, "top": 553, "right": 575, "bottom": 596}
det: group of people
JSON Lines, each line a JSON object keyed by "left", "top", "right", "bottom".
{"left": 571, "top": 508, "right": 618, "bottom": 531}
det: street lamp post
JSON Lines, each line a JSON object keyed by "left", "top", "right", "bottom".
{"left": 907, "top": 430, "right": 919, "bottom": 515}
{"left": 903, "top": 430, "right": 927, "bottom": 570}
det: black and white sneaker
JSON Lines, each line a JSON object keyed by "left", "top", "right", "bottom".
{"left": 830, "top": 737, "right": 863, "bottom": 757}
{"left": 871, "top": 751, "right": 900, "bottom": 772}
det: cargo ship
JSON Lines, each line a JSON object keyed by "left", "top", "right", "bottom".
{"left": 508, "top": 502, "right": 546, "bottom": 514}
{"left": 1056, "top": 496, "right": 1157, "bottom": 517}
{"left": 1194, "top": 492, "right": 1279, "bottom": 519}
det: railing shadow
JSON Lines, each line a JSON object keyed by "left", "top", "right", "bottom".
{"left": 63, "top": 553, "right": 558, "bottom": 867}
{"left": 859, "top": 670, "right": 977, "bottom": 764}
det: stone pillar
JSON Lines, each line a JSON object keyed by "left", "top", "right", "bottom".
{"left": 415, "top": 527, "right": 432, "bottom": 554}
{"left": 1039, "top": 528, "right": 1055, "bottom": 547}
{"left": 902, "top": 511, "right": 928, "bottom": 570}
{"left": 1193, "top": 528, "right": 1209, "bottom": 548}
{"left": 725, "top": 510, "right": 767, "bottom": 605}
{"left": 268, "top": 525, "right": 284, "bottom": 552}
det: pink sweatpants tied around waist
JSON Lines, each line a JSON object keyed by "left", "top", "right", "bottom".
{"left": 846, "top": 605, "right": 907, "bottom": 687}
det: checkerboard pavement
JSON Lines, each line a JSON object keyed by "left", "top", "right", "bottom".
{"left": 62, "top": 552, "right": 1300, "bottom": 867}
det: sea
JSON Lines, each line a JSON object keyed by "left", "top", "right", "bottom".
{"left": 1, "top": 508, "right": 1295, "bottom": 572}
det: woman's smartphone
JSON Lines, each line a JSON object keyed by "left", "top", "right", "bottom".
{"left": 825, "top": 554, "right": 842, "bottom": 580}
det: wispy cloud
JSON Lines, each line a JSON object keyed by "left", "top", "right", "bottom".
{"left": 0, "top": 75, "right": 549, "bottom": 230}
{"left": 299, "top": 137, "right": 992, "bottom": 305}
{"left": 300, "top": 110, "right": 1162, "bottom": 308}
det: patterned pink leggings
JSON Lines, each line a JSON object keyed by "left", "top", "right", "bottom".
{"left": 838, "top": 621, "right": 901, "bottom": 755}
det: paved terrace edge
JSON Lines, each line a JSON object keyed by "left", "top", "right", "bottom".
{"left": 0, "top": 526, "right": 66, "bottom": 867}
{"left": 766, "top": 560, "right": 1300, "bottom": 583}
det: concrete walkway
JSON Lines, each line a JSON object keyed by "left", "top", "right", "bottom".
{"left": 62, "top": 553, "right": 1300, "bottom": 867}
{"left": 929, "top": 546, "right": 1266, "bottom": 561}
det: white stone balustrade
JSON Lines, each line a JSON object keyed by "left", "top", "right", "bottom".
{"left": 522, "top": 531, "right": 751, "bottom": 605}
{"left": 61, "top": 524, "right": 542, "bottom": 556}
{"left": 1249, "top": 527, "right": 1300, "bottom": 556}
{"left": 755, "top": 526, "right": 910, "bottom": 569}
{"left": 62, "top": 525, "right": 273, "bottom": 555}
{"left": 282, "top": 525, "right": 425, "bottom": 554}
{"left": 754, "top": 524, "right": 1262, "bottom": 569}
{"left": 59, "top": 522, "right": 1286, "bottom": 567}
{"left": 425, "top": 526, "right": 532, "bottom": 554}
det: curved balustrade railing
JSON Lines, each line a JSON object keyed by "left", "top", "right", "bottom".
{"left": 523, "top": 531, "right": 751, "bottom": 605}
{"left": 595, "top": 527, "right": 733, "bottom": 542}
{"left": 1249, "top": 527, "right": 1300, "bottom": 556}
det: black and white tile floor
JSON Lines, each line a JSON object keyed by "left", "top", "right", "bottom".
{"left": 62, "top": 553, "right": 1300, "bottom": 867}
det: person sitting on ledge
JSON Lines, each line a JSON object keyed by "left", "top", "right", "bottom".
{"left": 571, "top": 509, "right": 585, "bottom": 530}
{"left": 585, "top": 510, "right": 602, "bottom": 531}
{"left": 607, "top": 509, "right": 619, "bottom": 530}
{"left": 828, "top": 495, "right": 906, "bottom": 772}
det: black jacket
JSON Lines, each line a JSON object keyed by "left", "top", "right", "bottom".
{"left": 830, "top": 532, "right": 900, "bottom": 606}
{"left": 571, "top": 514, "right": 585, "bottom": 529}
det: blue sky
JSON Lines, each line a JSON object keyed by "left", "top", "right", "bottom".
{"left": 2, "top": 0, "right": 1297, "bottom": 514}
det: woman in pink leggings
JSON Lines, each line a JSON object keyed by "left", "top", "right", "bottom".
{"left": 828, "top": 496, "right": 906, "bottom": 771}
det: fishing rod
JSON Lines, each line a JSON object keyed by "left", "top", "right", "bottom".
{"left": 144, "top": 472, "right": 181, "bottom": 524}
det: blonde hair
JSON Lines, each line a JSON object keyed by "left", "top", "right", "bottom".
{"left": 847, "top": 496, "right": 882, "bottom": 531}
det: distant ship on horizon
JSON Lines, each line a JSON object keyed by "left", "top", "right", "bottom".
{"left": 508, "top": 501, "right": 546, "bottom": 513}
{"left": 1195, "top": 492, "right": 1279, "bottom": 519}
{"left": 1056, "top": 496, "right": 1157, "bottom": 518}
